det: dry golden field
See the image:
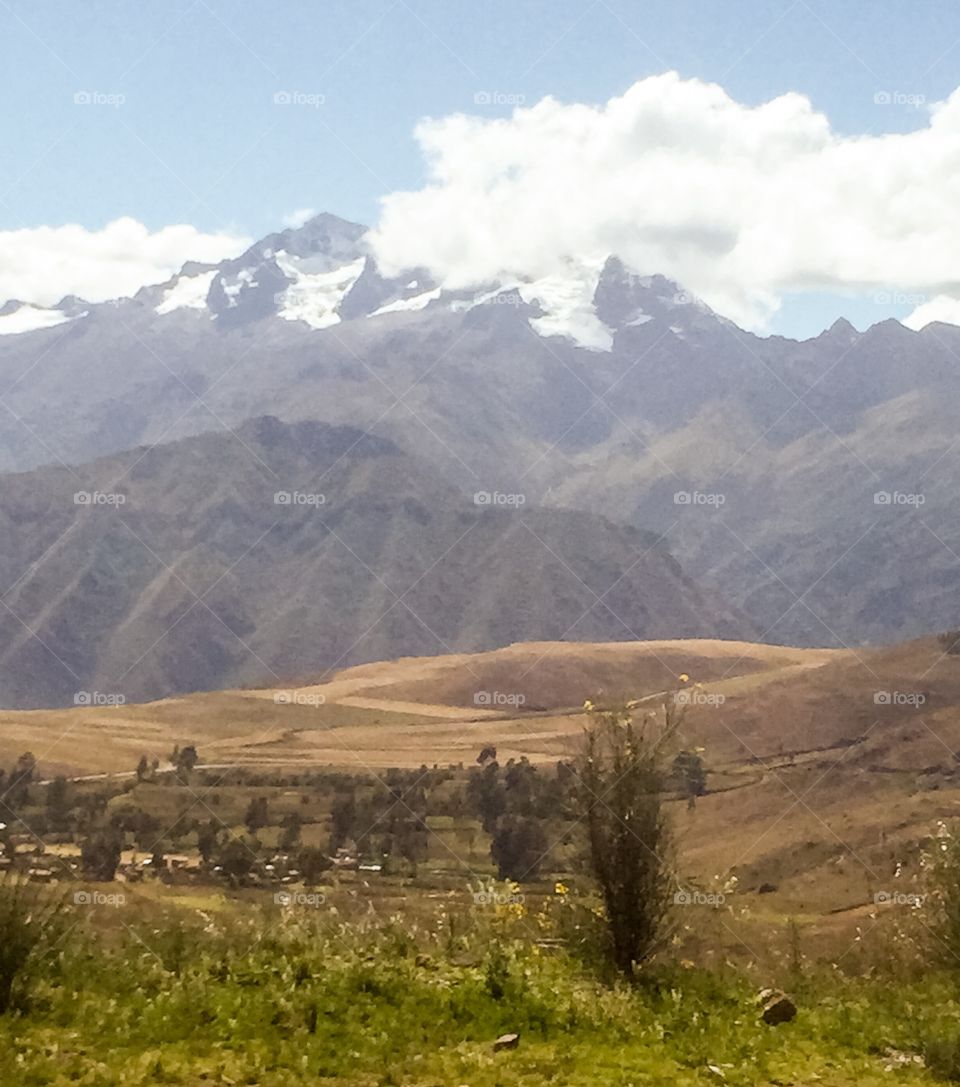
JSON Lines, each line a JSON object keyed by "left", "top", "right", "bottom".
{"left": 0, "top": 638, "right": 834, "bottom": 777}
{"left": 5, "top": 634, "right": 960, "bottom": 934}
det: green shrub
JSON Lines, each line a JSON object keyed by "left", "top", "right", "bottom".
{"left": 925, "top": 1030, "right": 960, "bottom": 1081}
{"left": 574, "top": 699, "right": 678, "bottom": 977}
{"left": 0, "top": 876, "right": 68, "bottom": 1014}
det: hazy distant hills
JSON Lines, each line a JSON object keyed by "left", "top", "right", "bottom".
{"left": 0, "top": 417, "right": 748, "bottom": 707}
{"left": 1, "top": 213, "right": 959, "bottom": 648}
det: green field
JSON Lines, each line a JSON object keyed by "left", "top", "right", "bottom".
{"left": 0, "top": 879, "right": 955, "bottom": 1086}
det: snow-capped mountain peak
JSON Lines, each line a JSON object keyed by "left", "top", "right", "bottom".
{"left": 0, "top": 298, "right": 88, "bottom": 336}
{"left": 131, "top": 214, "right": 717, "bottom": 352}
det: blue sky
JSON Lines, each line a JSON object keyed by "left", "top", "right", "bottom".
{"left": 2, "top": 0, "right": 959, "bottom": 336}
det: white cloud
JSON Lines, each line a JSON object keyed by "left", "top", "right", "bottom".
{"left": 903, "top": 295, "right": 960, "bottom": 330}
{"left": 370, "top": 72, "right": 960, "bottom": 330}
{"left": 281, "top": 207, "right": 317, "bottom": 229}
{"left": 0, "top": 218, "right": 249, "bottom": 308}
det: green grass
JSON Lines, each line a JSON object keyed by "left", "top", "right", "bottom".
{"left": 0, "top": 894, "right": 952, "bottom": 1086}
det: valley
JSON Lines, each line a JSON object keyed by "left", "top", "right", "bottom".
{"left": 3, "top": 634, "right": 955, "bottom": 936}
{"left": 5, "top": 8, "right": 960, "bottom": 1082}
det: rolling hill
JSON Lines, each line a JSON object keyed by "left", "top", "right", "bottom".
{"left": 4, "top": 633, "right": 959, "bottom": 926}
{"left": 0, "top": 418, "right": 748, "bottom": 708}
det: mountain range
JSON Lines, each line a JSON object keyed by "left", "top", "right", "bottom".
{"left": 0, "top": 210, "right": 958, "bottom": 693}
{"left": 0, "top": 416, "right": 747, "bottom": 707}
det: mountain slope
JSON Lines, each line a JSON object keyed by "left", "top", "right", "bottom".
{"left": 0, "top": 416, "right": 749, "bottom": 708}
{"left": 2, "top": 213, "right": 960, "bottom": 646}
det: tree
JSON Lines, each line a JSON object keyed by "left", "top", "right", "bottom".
{"left": 671, "top": 749, "right": 707, "bottom": 809}
{"left": 490, "top": 814, "right": 549, "bottom": 880}
{"left": 6, "top": 753, "right": 36, "bottom": 809}
{"left": 45, "top": 777, "right": 71, "bottom": 833}
{"left": 297, "top": 846, "right": 332, "bottom": 886}
{"left": 383, "top": 809, "right": 429, "bottom": 875}
{"left": 503, "top": 757, "right": 538, "bottom": 815}
{"left": 13, "top": 752, "right": 36, "bottom": 785}
{"left": 151, "top": 844, "right": 166, "bottom": 875}
{"left": 81, "top": 827, "right": 123, "bottom": 881}
{"left": 244, "top": 796, "right": 269, "bottom": 834}
{"left": 174, "top": 745, "right": 199, "bottom": 780}
{"left": 467, "top": 761, "right": 506, "bottom": 833}
{"left": 131, "top": 810, "right": 160, "bottom": 852}
{"left": 196, "top": 820, "right": 219, "bottom": 864}
{"left": 216, "top": 837, "right": 256, "bottom": 886}
{"left": 574, "top": 699, "right": 678, "bottom": 977}
{"left": 329, "top": 791, "right": 357, "bottom": 852}
{"left": 135, "top": 755, "right": 149, "bottom": 782}
{"left": 279, "top": 813, "right": 301, "bottom": 852}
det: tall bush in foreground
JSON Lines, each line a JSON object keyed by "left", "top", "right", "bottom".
{"left": 0, "top": 876, "right": 67, "bottom": 1014}
{"left": 574, "top": 697, "right": 679, "bottom": 978}
{"left": 926, "top": 820, "right": 960, "bottom": 976}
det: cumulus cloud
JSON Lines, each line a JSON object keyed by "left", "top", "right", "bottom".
{"left": 903, "top": 295, "right": 960, "bottom": 330}
{"left": 370, "top": 72, "right": 960, "bottom": 330}
{"left": 0, "top": 218, "right": 249, "bottom": 308}
{"left": 281, "top": 207, "right": 317, "bottom": 229}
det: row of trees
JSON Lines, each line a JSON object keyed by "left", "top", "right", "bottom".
{"left": 2, "top": 696, "right": 696, "bottom": 980}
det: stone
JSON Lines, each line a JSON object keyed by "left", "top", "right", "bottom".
{"left": 758, "top": 988, "right": 796, "bottom": 1025}
{"left": 493, "top": 1033, "right": 520, "bottom": 1051}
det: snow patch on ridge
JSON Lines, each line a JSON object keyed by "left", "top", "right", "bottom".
{"left": 519, "top": 262, "right": 613, "bottom": 351}
{"left": 222, "top": 268, "right": 258, "bottom": 307}
{"left": 371, "top": 287, "right": 442, "bottom": 316}
{"left": 156, "top": 271, "right": 216, "bottom": 315}
{"left": 0, "top": 304, "right": 82, "bottom": 336}
{"left": 276, "top": 253, "right": 365, "bottom": 329}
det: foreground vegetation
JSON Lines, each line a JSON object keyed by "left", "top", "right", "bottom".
{"left": 4, "top": 690, "right": 960, "bottom": 1084}
{"left": 0, "top": 887, "right": 955, "bottom": 1087}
